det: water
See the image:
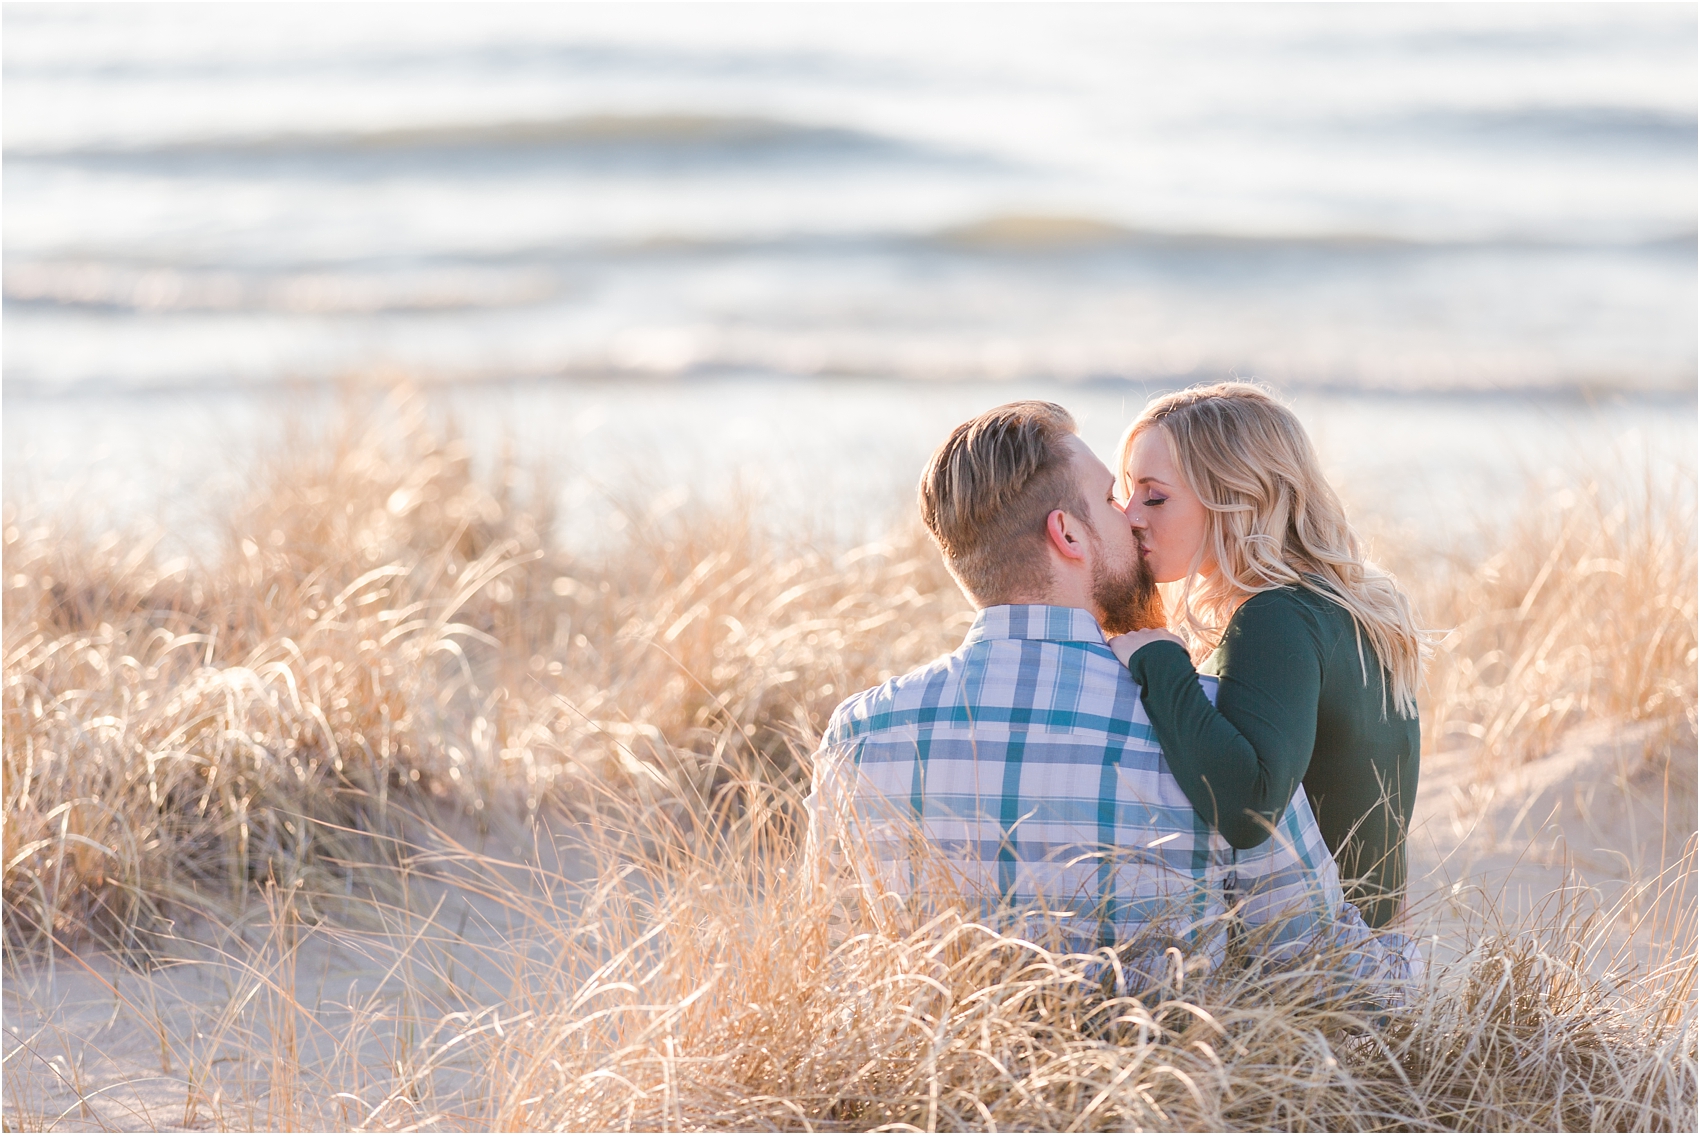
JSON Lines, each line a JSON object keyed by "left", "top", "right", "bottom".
{"left": 3, "top": 5, "right": 1694, "bottom": 546}
{"left": 4, "top": 4, "right": 1695, "bottom": 393}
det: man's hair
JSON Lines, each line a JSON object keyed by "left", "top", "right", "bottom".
{"left": 918, "top": 401, "right": 1090, "bottom": 606}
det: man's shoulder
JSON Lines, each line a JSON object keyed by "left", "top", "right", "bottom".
{"left": 821, "top": 650, "right": 958, "bottom": 747}
{"left": 820, "top": 633, "right": 1144, "bottom": 748}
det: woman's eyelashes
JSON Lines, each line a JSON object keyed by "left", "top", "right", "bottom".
{"left": 1143, "top": 496, "right": 1167, "bottom": 508}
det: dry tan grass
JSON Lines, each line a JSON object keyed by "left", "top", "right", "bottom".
{"left": 477, "top": 796, "right": 1696, "bottom": 1133}
{"left": 2, "top": 387, "right": 969, "bottom": 954}
{"left": 5, "top": 790, "right": 1692, "bottom": 1132}
{"left": 1411, "top": 469, "right": 1698, "bottom": 775}
{"left": 4, "top": 386, "right": 1695, "bottom": 1131}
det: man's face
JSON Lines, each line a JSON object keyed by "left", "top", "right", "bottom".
{"left": 1061, "top": 435, "right": 1164, "bottom": 635}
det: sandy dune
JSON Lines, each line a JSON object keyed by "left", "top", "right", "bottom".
{"left": 1408, "top": 720, "right": 1696, "bottom": 972}
{"left": 6, "top": 725, "right": 1694, "bottom": 1131}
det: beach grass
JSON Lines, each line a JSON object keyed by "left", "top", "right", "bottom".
{"left": 3, "top": 387, "right": 1695, "bottom": 1131}
{"left": 1410, "top": 465, "right": 1698, "bottom": 776}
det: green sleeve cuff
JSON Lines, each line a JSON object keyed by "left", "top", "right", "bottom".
{"left": 1127, "top": 638, "right": 1193, "bottom": 682}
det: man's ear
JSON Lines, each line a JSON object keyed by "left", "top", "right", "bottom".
{"left": 1045, "top": 509, "right": 1088, "bottom": 562}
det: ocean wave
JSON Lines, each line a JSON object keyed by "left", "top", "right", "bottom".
{"left": 9, "top": 218, "right": 1692, "bottom": 320}
{"left": 927, "top": 213, "right": 1699, "bottom": 253}
{"left": 9, "top": 114, "right": 956, "bottom": 168}
{"left": 1388, "top": 106, "right": 1698, "bottom": 152}
{"left": 2, "top": 262, "right": 559, "bottom": 314}
{"left": 7, "top": 317, "right": 1693, "bottom": 399}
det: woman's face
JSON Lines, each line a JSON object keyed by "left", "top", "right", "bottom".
{"left": 1122, "top": 427, "right": 1214, "bottom": 584}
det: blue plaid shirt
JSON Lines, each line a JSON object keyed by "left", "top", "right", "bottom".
{"left": 807, "top": 605, "right": 1418, "bottom": 984}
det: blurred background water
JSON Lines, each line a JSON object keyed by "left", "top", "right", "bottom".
{"left": 3, "top": 3, "right": 1695, "bottom": 540}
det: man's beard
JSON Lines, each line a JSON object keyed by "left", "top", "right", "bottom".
{"left": 1094, "top": 536, "right": 1165, "bottom": 636}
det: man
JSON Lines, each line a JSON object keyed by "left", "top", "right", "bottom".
{"left": 806, "top": 401, "right": 1418, "bottom": 989}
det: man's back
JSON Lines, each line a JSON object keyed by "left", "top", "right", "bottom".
{"left": 808, "top": 605, "right": 1414, "bottom": 980}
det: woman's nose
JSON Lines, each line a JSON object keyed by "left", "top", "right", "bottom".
{"left": 1122, "top": 498, "right": 1145, "bottom": 529}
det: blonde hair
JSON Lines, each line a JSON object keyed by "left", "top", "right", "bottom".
{"left": 1117, "top": 382, "right": 1426, "bottom": 717}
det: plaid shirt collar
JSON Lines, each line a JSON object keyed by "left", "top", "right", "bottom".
{"left": 960, "top": 604, "right": 1108, "bottom": 649}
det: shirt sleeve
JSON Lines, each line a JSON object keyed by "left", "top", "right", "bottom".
{"left": 803, "top": 708, "right": 860, "bottom": 886}
{"left": 1126, "top": 590, "right": 1324, "bottom": 849}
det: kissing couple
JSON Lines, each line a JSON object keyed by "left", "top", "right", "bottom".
{"left": 807, "top": 382, "right": 1424, "bottom": 993}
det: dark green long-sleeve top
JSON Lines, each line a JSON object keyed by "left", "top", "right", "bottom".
{"left": 1127, "top": 586, "right": 1420, "bottom": 928}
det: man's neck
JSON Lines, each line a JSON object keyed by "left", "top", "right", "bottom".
{"left": 1000, "top": 583, "right": 1095, "bottom": 616}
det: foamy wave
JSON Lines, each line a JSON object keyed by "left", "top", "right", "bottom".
{"left": 3, "top": 262, "right": 558, "bottom": 314}
{"left": 489, "top": 323, "right": 1696, "bottom": 396}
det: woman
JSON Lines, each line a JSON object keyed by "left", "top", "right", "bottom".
{"left": 1108, "top": 383, "right": 1424, "bottom": 929}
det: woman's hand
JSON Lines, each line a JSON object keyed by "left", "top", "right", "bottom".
{"left": 1107, "top": 628, "right": 1186, "bottom": 666}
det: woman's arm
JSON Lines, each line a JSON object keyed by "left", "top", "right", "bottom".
{"left": 1121, "top": 591, "right": 1324, "bottom": 849}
